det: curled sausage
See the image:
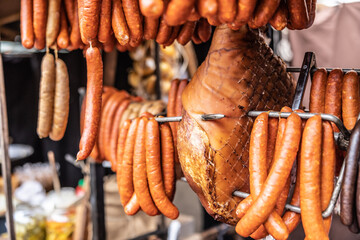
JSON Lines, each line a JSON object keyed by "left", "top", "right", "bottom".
{"left": 77, "top": 47, "right": 103, "bottom": 160}
{"left": 21, "top": 0, "right": 34, "bottom": 49}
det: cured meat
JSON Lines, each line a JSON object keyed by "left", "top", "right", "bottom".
{"left": 177, "top": 25, "right": 295, "bottom": 225}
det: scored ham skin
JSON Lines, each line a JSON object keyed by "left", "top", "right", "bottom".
{"left": 177, "top": 24, "right": 295, "bottom": 225}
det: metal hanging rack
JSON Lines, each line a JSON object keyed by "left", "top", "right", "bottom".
{"left": 153, "top": 52, "right": 359, "bottom": 219}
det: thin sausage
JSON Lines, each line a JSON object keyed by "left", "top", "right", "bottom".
{"left": 325, "top": 69, "right": 343, "bottom": 132}
{"left": 306, "top": 0, "right": 317, "bottom": 28}
{"left": 342, "top": 71, "right": 359, "bottom": 130}
{"left": 175, "top": 79, "right": 188, "bottom": 117}
{"left": 124, "top": 193, "right": 141, "bottom": 215}
{"left": 80, "top": 0, "right": 101, "bottom": 42}
{"left": 46, "top": 0, "right": 61, "bottom": 47}
{"left": 133, "top": 117, "right": 159, "bottom": 216}
{"left": 156, "top": 18, "right": 173, "bottom": 44}
{"left": 310, "top": 68, "right": 327, "bottom": 113}
{"left": 196, "top": 0, "right": 217, "bottom": 18}
{"left": 119, "top": 118, "right": 139, "bottom": 207}
{"left": 160, "top": 122, "right": 176, "bottom": 201}
{"left": 236, "top": 113, "right": 302, "bottom": 237}
{"left": 112, "top": 0, "right": 130, "bottom": 46}
{"left": 77, "top": 47, "right": 103, "bottom": 160}
{"left": 164, "top": 0, "right": 195, "bottom": 26}
{"left": 49, "top": 58, "right": 69, "bottom": 141}
{"left": 252, "top": 0, "right": 281, "bottom": 28}
{"left": 139, "top": 0, "right": 164, "bottom": 18}
{"left": 116, "top": 119, "right": 131, "bottom": 174}
{"left": 269, "top": 0, "right": 288, "bottom": 31}
{"left": 98, "top": 0, "right": 112, "bottom": 43}
{"left": 167, "top": 79, "right": 179, "bottom": 161}
{"left": 33, "top": 0, "right": 47, "bottom": 50}
{"left": 164, "top": 26, "right": 181, "bottom": 47}
{"left": 218, "top": 0, "right": 237, "bottom": 23}
{"left": 70, "top": 0, "right": 82, "bottom": 49}
{"left": 300, "top": 115, "right": 329, "bottom": 240}
{"left": 37, "top": 53, "right": 56, "bottom": 138}
{"left": 197, "top": 18, "right": 211, "bottom": 43}
{"left": 321, "top": 121, "right": 336, "bottom": 234}
{"left": 122, "top": 0, "right": 143, "bottom": 47}
{"left": 144, "top": 17, "right": 159, "bottom": 40}
{"left": 177, "top": 21, "right": 197, "bottom": 45}
{"left": 266, "top": 117, "right": 278, "bottom": 171}
{"left": 191, "top": 31, "right": 202, "bottom": 45}
{"left": 21, "top": 0, "right": 34, "bottom": 49}
{"left": 64, "top": 0, "right": 75, "bottom": 26}
{"left": 146, "top": 119, "right": 179, "bottom": 219}
{"left": 57, "top": 6, "right": 70, "bottom": 49}
{"left": 287, "top": 0, "right": 309, "bottom": 30}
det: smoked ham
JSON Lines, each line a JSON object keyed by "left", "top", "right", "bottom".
{"left": 177, "top": 25, "right": 295, "bottom": 225}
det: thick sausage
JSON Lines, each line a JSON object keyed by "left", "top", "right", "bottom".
{"left": 287, "top": 0, "right": 309, "bottom": 30}
{"left": 217, "top": 0, "right": 237, "bottom": 23}
{"left": 98, "top": 0, "right": 112, "bottom": 43}
{"left": 80, "top": 0, "right": 101, "bottom": 42}
{"left": 146, "top": 119, "right": 179, "bottom": 219}
{"left": 156, "top": 18, "right": 173, "bottom": 44}
{"left": 21, "top": 0, "right": 34, "bottom": 49}
{"left": 133, "top": 117, "right": 159, "bottom": 216}
{"left": 160, "top": 122, "right": 176, "bottom": 201}
{"left": 341, "top": 120, "right": 360, "bottom": 225}
{"left": 119, "top": 118, "right": 139, "bottom": 207}
{"left": 321, "top": 121, "right": 336, "bottom": 234}
{"left": 46, "top": 0, "right": 61, "bottom": 47}
{"left": 342, "top": 71, "right": 359, "bottom": 130}
{"left": 49, "top": 58, "right": 69, "bottom": 141}
{"left": 57, "top": 6, "right": 70, "bottom": 49}
{"left": 122, "top": 0, "right": 143, "bottom": 47}
{"left": 144, "top": 17, "right": 159, "bottom": 40}
{"left": 70, "top": 0, "right": 82, "bottom": 49}
{"left": 300, "top": 115, "right": 329, "bottom": 240}
{"left": 116, "top": 119, "right": 131, "bottom": 174}
{"left": 187, "top": 7, "right": 201, "bottom": 22}
{"left": 197, "top": 18, "right": 212, "bottom": 43}
{"left": 306, "top": 0, "right": 317, "bottom": 28}
{"left": 64, "top": 0, "right": 75, "bottom": 26}
{"left": 236, "top": 113, "right": 302, "bottom": 237}
{"left": 233, "top": 0, "right": 258, "bottom": 26}
{"left": 252, "top": 0, "right": 281, "bottom": 28}
{"left": 139, "top": 0, "right": 164, "bottom": 18}
{"left": 33, "top": 0, "right": 47, "bottom": 50}
{"left": 164, "top": 0, "right": 195, "bottom": 26}
{"left": 124, "top": 193, "right": 141, "bottom": 215}
{"left": 37, "top": 53, "right": 56, "bottom": 138}
{"left": 197, "top": 0, "right": 218, "bottom": 18}
{"left": 310, "top": 68, "right": 327, "bottom": 113}
{"left": 112, "top": 0, "right": 130, "bottom": 46}
{"left": 269, "top": 0, "right": 288, "bottom": 31}
{"left": 325, "top": 69, "right": 343, "bottom": 132}
{"left": 76, "top": 47, "right": 103, "bottom": 160}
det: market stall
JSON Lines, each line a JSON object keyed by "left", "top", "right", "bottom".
{"left": 1, "top": 0, "right": 360, "bottom": 239}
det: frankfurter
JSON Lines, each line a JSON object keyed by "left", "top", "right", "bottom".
{"left": 21, "top": 0, "right": 34, "bottom": 49}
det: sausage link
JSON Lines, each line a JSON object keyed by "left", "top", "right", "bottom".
{"left": 197, "top": 18, "right": 212, "bottom": 43}
{"left": 33, "top": 0, "right": 47, "bottom": 49}
{"left": 124, "top": 193, "right": 141, "bottom": 215}
{"left": 266, "top": 117, "right": 279, "bottom": 170}
{"left": 300, "top": 115, "right": 329, "bottom": 239}
{"left": 139, "top": 0, "right": 164, "bottom": 18}
{"left": 342, "top": 71, "right": 359, "bottom": 130}
{"left": 144, "top": 17, "right": 159, "bottom": 40}
{"left": 236, "top": 195, "right": 253, "bottom": 219}
{"left": 325, "top": 69, "right": 343, "bottom": 132}
{"left": 156, "top": 18, "right": 173, "bottom": 44}
{"left": 57, "top": 6, "right": 70, "bottom": 49}
{"left": 160, "top": 122, "right": 176, "bottom": 201}
{"left": 70, "top": 0, "right": 82, "bottom": 49}
{"left": 37, "top": 53, "right": 56, "bottom": 138}
{"left": 146, "top": 119, "right": 179, "bottom": 219}
{"left": 310, "top": 68, "right": 327, "bottom": 113}
{"left": 49, "top": 58, "right": 69, "bottom": 141}
{"left": 64, "top": 0, "right": 75, "bottom": 26}
{"left": 187, "top": 7, "right": 201, "bottom": 22}
{"left": 122, "top": 0, "right": 143, "bottom": 47}
{"left": 46, "top": 0, "right": 62, "bottom": 47}
{"left": 133, "top": 117, "right": 159, "bottom": 216}
{"left": 177, "top": 21, "right": 197, "bottom": 45}
{"left": 236, "top": 113, "right": 302, "bottom": 237}
{"left": 116, "top": 119, "right": 131, "bottom": 174}
{"left": 233, "top": 0, "right": 257, "bottom": 26}
{"left": 269, "top": 0, "right": 288, "bottom": 31}
{"left": 163, "top": 26, "right": 181, "bottom": 46}
{"left": 77, "top": 47, "right": 103, "bottom": 160}
{"left": 164, "top": 0, "right": 196, "bottom": 26}
{"left": 197, "top": 0, "right": 218, "bottom": 18}
{"left": 98, "top": 0, "right": 112, "bottom": 43}
{"left": 21, "top": 0, "right": 34, "bottom": 49}
{"left": 80, "top": 0, "right": 101, "bottom": 42}
{"left": 112, "top": 0, "right": 130, "bottom": 46}
{"left": 191, "top": 30, "right": 202, "bottom": 45}
{"left": 207, "top": 15, "right": 221, "bottom": 26}
{"left": 306, "top": 0, "right": 317, "bottom": 28}
{"left": 119, "top": 118, "right": 139, "bottom": 207}
{"left": 287, "top": 0, "right": 309, "bottom": 30}
{"left": 321, "top": 122, "right": 336, "bottom": 234}
{"left": 217, "top": 0, "right": 237, "bottom": 23}
{"left": 252, "top": 0, "right": 281, "bottom": 28}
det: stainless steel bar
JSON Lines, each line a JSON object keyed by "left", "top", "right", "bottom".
{"left": 201, "top": 114, "right": 225, "bottom": 121}
{"left": 0, "top": 52, "right": 15, "bottom": 239}
{"left": 155, "top": 116, "right": 182, "bottom": 123}
{"left": 287, "top": 67, "right": 360, "bottom": 74}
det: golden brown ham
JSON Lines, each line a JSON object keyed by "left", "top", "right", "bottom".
{"left": 177, "top": 25, "right": 295, "bottom": 225}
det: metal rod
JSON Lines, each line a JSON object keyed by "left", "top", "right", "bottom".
{"left": 0, "top": 52, "right": 15, "bottom": 239}
{"left": 287, "top": 67, "right": 360, "bottom": 74}
{"left": 154, "top": 42, "right": 161, "bottom": 100}
{"left": 154, "top": 114, "right": 225, "bottom": 123}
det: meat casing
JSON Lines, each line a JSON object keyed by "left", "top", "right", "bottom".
{"left": 177, "top": 25, "right": 295, "bottom": 225}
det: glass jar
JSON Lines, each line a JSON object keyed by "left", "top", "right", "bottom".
{"left": 46, "top": 208, "right": 75, "bottom": 240}
{"left": 14, "top": 205, "right": 46, "bottom": 240}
